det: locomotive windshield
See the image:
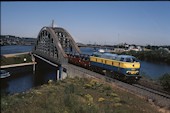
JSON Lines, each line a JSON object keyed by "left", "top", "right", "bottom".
{"left": 92, "top": 52, "right": 103, "bottom": 57}
{"left": 125, "top": 57, "right": 138, "bottom": 62}
{"left": 116, "top": 55, "right": 139, "bottom": 62}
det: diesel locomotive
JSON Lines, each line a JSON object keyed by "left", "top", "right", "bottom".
{"left": 68, "top": 52, "right": 141, "bottom": 83}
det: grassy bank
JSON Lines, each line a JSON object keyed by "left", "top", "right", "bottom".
{"left": 1, "top": 77, "right": 160, "bottom": 113}
{"left": 139, "top": 72, "right": 170, "bottom": 93}
{"left": 1, "top": 53, "right": 32, "bottom": 65}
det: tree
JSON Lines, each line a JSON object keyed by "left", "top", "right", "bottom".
{"left": 159, "top": 73, "right": 170, "bottom": 92}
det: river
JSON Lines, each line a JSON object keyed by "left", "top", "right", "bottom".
{"left": 1, "top": 45, "right": 33, "bottom": 54}
{"left": 1, "top": 45, "right": 170, "bottom": 94}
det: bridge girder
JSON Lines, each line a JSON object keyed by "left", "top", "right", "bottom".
{"left": 32, "top": 26, "right": 80, "bottom": 65}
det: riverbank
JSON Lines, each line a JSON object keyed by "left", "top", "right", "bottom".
{"left": 138, "top": 76, "right": 170, "bottom": 95}
{"left": 1, "top": 53, "right": 33, "bottom": 66}
{"left": 1, "top": 77, "right": 163, "bottom": 113}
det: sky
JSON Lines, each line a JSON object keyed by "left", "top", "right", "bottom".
{"left": 1, "top": 1, "right": 170, "bottom": 46}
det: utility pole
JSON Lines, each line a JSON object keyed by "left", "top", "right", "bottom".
{"left": 52, "top": 20, "right": 54, "bottom": 28}
{"left": 118, "top": 33, "right": 119, "bottom": 48}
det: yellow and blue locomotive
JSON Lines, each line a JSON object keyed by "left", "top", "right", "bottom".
{"left": 90, "top": 52, "right": 141, "bottom": 82}
{"left": 68, "top": 52, "right": 141, "bottom": 83}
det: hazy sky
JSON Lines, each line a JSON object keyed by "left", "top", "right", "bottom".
{"left": 1, "top": 2, "right": 170, "bottom": 45}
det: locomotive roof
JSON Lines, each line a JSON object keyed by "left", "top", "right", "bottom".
{"left": 117, "top": 55, "right": 136, "bottom": 58}
{"left": 102, "top": 53, "right": 118, "bottom": 56}
{"left": 92, "top": 52, "right": 137, "bottom": 60}
{"left": 93, "top": 52, "right": 103, "bottom": 55}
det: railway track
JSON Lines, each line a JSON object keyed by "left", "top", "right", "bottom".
{"left": 68, "top": 63, "right": 170, "bottom": 108}
{"left": 106, "top": 76, "right": 170, "bottom": 107}
{"left": 133, "top": 84, "right": 170, "bottom": 99}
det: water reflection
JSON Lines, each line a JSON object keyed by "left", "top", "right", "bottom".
{"left": 7, "top": 73, "right": 34, "bottom": 94}
{"left": 140, "top": 60, "right": 170, "bottom": 79}
{"left": 1, "top": 45, "right": 33, "bottom": 55}
{"left": 1, "top": 62, "right": 57, "bottom": 95}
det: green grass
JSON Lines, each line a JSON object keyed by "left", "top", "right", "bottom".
{"left": 1, "top": 77, "right": 160, "bottom": 113}
{"left": 1, "top": 54, "right": 32, "bottom": 65}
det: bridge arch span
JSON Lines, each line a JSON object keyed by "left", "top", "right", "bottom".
{"left": 32, "top": 26, "right": 80, "bottom": 65}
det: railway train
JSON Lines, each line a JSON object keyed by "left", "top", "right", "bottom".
{"left": 67, "top": 52, "right": 141, "bottom": 83}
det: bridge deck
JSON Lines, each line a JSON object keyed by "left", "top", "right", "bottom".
{"left": 2, "top": 52, "right": 30, "bottom": 58}
{"left": 0, "top": 62, "right": 37, "bottom": 69}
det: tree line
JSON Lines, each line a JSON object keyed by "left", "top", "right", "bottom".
{"left": 120, "top": 49, "right": 170, "bottom": 65}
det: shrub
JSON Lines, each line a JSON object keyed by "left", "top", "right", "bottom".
{"left": 113, "top": 97, "right": 121, "bottom": 103}
{"left": 103, "top": 86, "right": 112, "bottom": 90}
{"left": 90, "top": 79, "right": 98, "bottom": 86}
{"left": 64, "top": 84, "right": 75, "bottom": 94}
{"left": 84, "top": 84, "right": 92, "bottom": 89}
{"left": 114, "top": 103, "right": 122, "bottom": 107}
{"left": 98, "top": 97, "right": 105, "bottom": 102}
{"left": 48, "top": 80, "right": 53, "bottom": 85}
{"left": 110, "top": 92, "right": 118, "bottom": 97}
{"left": 64, "top": 94, "right": 76, "bottom": 108}
{"left": 95, "top": 82, "right": 103, "bottom": 87}
{"left": 84, "top": 94, "right": 93, "bottom": 105}
{"left": 159, "top": 73, "right": 170, "bottom": 91}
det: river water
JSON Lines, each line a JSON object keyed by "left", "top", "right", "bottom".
{"left": 1, "top": 45, "right": 170, "bottom": 94}
{"left": 1, "top": 45, "right": 33, "bottom": 54}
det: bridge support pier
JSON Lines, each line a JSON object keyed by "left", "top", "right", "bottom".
{"left": 31, "top": 53, "right": 36, "bottom": 73}
{"left": 33, "top": 63, "right": 36, "bottom": 73}
{"left": 59, "top": 65, "right": 63, "bottom": 80}
{"left": 57, "top": 65, "right": 63, "bottom": 80}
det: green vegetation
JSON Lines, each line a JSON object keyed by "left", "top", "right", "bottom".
{"left": 1, "top": 54, "right": 32, "bottom": 65}
{"left": 159, "top": 73, "right": 170, "bottom": 91}
{"left": 1, "top": 77, "right": 159, "bottom": 113}
{"left": 120, "top": 49, "right": 170, "bottom": 64}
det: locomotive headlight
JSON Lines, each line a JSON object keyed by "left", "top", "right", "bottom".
{"left": 126, "top": 70, "right": 139, "bottom": 75}
{"left": 126, "top": 71, "right": 130, "bottom": 75}
{"left": 136, "top": 71, "right": 139, "bottom": 75}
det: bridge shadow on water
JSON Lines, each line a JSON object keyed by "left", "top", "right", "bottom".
{"left": 1, "top": 59, "right": 58, "bottom": 95}
{"left": 33, "top": 58, "right": 58, "bottom": 86}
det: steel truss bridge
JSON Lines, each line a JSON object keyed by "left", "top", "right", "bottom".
{"left": 32, "top": 26, "right": 81, "bottom": 79}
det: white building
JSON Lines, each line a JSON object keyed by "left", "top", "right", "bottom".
{"left": 128, "top": 45, "right": 142, "bottom": 51}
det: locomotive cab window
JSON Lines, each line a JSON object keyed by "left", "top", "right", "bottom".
{"left": 125, "top": 57, "right": 138, "bottom": 62}
{"left": 84, "top": 57, "right": 89, "bottom": 61}
{"left": 132, "top": 58, "right": 138, "bottom": 62}
{"left": 126, "top": 58, "right": 131, "bottom": 62}
{"left": 120, "top": 58, "right": 124, "bottom": 61}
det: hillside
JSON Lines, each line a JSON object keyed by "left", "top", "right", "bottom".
{"left": 1, "top": 77, "right": 161, "bottom": 113}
